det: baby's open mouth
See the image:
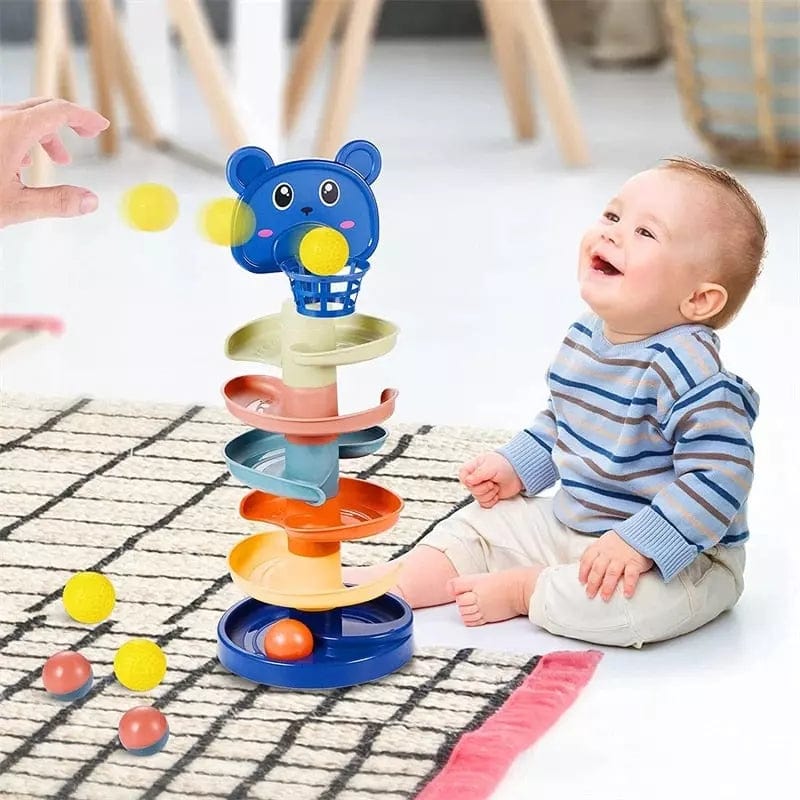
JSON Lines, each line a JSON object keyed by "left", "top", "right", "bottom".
{"left": 590, "top": 254, "right": 622, "bottom": 276}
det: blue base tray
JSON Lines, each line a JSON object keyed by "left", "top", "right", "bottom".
{"left": 217, "top": 594, "right": 414, "bottom": 689}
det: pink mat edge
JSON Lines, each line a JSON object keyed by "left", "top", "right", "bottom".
{"left": 0, "top": 315, "right": 64, "bottom": 335}
{"left": 416, "top": 649, "right": 603, "bottom": 800}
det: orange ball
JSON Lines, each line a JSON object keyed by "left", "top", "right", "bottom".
{"left": 42, "top": 651, "right": 93, "bottom": 701}
{"left": 119, "top": 706, "right": 170, "bottom": 756}
{"left": 263, "top": 619, "right": 314, "bottom": 661}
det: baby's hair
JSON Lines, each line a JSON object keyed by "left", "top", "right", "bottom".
{"left": 659, "top": 156, "right": 767, "bottom": 328}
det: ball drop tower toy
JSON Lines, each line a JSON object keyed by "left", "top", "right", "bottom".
{"left": 216, "top": 141, "right": 414, "bottom": 689}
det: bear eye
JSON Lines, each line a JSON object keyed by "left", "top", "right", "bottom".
{"left": 319, "top": 179, "right": 340, "bottom": 207}
{"left": 273, "top": 183, "right": 293, "bottom": 210}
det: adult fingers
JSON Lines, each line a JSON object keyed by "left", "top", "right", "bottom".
{"left": 0, "top": 97, "right": 52, "bottom": 111}
{"left": 26, "top": 99, "right": 109, "bottom": 136}
{"left": 1, "top": 97, "right": 53, "bottom": 112}
{"left": 15, "top": 100, "right": 109, "bottom": 162}
{"left": 39, "top": 132, "right": 71, "bottom": 165}
{"left": 9, "top": 184, "right": 98, "bottom": 225}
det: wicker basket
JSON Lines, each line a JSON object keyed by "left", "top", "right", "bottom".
{"left": 665, "top": 0, "right": 799, "bottom": 168}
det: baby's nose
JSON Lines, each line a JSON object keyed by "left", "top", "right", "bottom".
{"left": 601, "top": 229, "right": 619, "bottom": 244}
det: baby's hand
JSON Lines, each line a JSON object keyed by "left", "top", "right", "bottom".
{"left": 458, "top": 452, "right": 523, "bottom": 509}
{"left": 579, "top": 530, "right": 654, "bottom": 601}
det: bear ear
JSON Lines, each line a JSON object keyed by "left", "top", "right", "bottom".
{"left": 335, "top": 140, "right": 382, "bottom": 185}
{"left": 226, "top": 146, "right": 275, "bottom": 192}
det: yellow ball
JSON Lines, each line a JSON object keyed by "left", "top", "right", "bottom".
{"left": 62, "top": 572, "right": 115, "bottom": 624}
{"left": 114, "top": 639, "right": 167, "bottom": 692}
{"left": 298, "top": 227, "right": 350, "bottom": 276}
{"left": 121, "top": 183, "right": 179, "bottom": 232}
{"left": 198, "top": 197, "right": 256, "bottom": 246}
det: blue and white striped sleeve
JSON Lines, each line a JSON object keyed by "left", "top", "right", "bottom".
{"left": 497, "top": 399, "right": 559, "bottom": 497}
{"left": 614, "top": 374, "right": 758, "bottom": 581}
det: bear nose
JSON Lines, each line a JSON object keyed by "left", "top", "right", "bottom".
{"left": 301, "top": 206, "right": 313, "bottom": 216}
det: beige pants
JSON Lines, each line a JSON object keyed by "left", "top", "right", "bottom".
{"left": 421, "top": 496, "right": 745, "bottom": 648}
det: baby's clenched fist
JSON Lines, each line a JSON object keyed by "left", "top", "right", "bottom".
{"left": 458, "top": 452, "right": 523, "bottom": 509}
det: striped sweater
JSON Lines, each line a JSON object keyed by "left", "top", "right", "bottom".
{"left": 498, "top": 314, "right": 758, "bottom": 582}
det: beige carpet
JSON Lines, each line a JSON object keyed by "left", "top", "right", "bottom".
{"left": 0, "top": 395, "right": 597, "bottom": 800}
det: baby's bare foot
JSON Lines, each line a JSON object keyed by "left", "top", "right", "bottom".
{"left": 447, "top": 567, "right": 542, "bottom": 626}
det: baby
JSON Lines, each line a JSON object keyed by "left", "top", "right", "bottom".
{"left": 345, "top": 157, "right": 766, "bottom": 648}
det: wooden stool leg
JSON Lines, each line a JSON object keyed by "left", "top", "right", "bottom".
{"left": 285, "top": 0, "right": 346, "bottom": 134}
{"left": 82, "top": 0, "right": 119, "bottom": 155}
{"left": 315, "top": 0, "right": 381, "bottom": 159}
{"left": 480, "top": 0, "right": 536, "bottom": 140}
{"left": 31, "top": 0, "right": 65, "bottom": 187}
{"left": 96, "top": 0, "right": 160, "bottom": 145}
{"left": 166, "top": 0, "right": 248, "bottom": 151}
{"left": 56, "top": 2, "right": 79, "bottom": 103}
{"left": 517, "top": 0, "right": 589, "bottom": 166}
{"left": 34, "top": 0, "right": 63, "bottom": 101}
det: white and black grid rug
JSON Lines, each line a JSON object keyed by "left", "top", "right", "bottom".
{"left": 0, "top": 395, "right": 600, "bottom": 800}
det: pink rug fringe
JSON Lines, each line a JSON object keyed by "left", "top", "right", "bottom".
{"left": 0, "top": 315, "right": 64, "bottom": 334}
{"left": 416, "top": 650, "right": 603, "bottom": 800}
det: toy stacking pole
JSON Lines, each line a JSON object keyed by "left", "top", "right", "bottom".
{"left": 279, "top": 298, "right": 344, "bottom": 587}
{"left": 280, "top": 298, "right": 337, "bottom": 396}
{"left": 217, "top": 139, "right": 414, "bottom": 690}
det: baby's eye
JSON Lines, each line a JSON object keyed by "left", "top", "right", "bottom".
{"left": 272, "top": 182, "right": 293, "bottom": 210}
{"left": 636, "top": 227, "right": 656, "bottom": 239}
{"left": 603, "top": 211, "right": 619, "bottom": 223}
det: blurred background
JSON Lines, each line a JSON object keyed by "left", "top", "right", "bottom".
{"left": 0, "top": 0, "right": 798, "bottom": 429}
{"left": 1, "top": 7, "right": 798, "bottom": 798}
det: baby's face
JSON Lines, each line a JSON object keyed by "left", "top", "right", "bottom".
{"left": 578, "top": 169, "right": 722, "bottom": 337}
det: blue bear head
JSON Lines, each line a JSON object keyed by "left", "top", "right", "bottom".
{"left": 226, "top": 140, "right": 381, "bottom": 274}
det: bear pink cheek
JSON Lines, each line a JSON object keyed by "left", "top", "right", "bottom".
{"left": 257, "top": 229, "right": 273, "bottom": 238}
{"left": 339, "top": 220, "right": 355, "bottom": 230}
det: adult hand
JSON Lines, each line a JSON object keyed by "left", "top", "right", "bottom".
{"left": 0, "top": 98, "right": 109, "bottom": 228}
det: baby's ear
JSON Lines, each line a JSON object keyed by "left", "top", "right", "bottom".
{"left": 226, "top": 146, "right": 275, "bottom": 192}
{"left": 335, "top": 140, "right": 381, "bottom": 185}
{"left": 680, "top": 282, "right": 729, "bottom": 323}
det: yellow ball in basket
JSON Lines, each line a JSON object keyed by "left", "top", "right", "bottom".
{"left": 114, "top": 639, "right": 167, "bottom": 692}
{"left": 121, "top": 183, "right": 179, "bottom": 232}
{"left": 62, "top": 571, "right": 116, "bottom": 624}
{"left": 298, "top": 227, "right": 350, "bottom": 276}
{"left": 199, "top": 197, "right": 256, "bottom": 246}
